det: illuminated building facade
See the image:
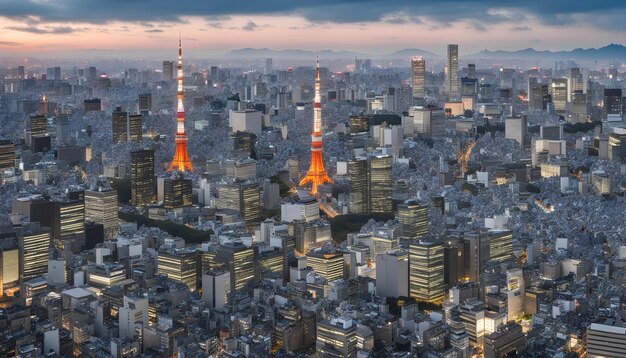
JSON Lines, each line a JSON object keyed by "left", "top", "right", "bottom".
{"left": 157, "top": 248, "right": 199, "bottom": 291}
{"left": 0, "top": 140, "right": 15, "bottom": 171}
{"left": 411, "top": 57, "right": 425, "bottom": 99}
{"left": 130, "top": 149, "right": 155, "bottom": 207}
{"left": 19, "top": 225, "right": 51, "bottom": 282}
{"left": 409, "top": 240, "right": 445, "bottom": 303}
{"left": 84, "top": 189, "right": 118, "bottom": 240}
{"left": 316, "top": 318, "right": 357, "bottom": 358}
{"left": 397, "top": 200, "right": 429, "bottom": 239}
{"left": 163, "top": 175, "right": 192, "bottom": 209}
{"left": 368, "top": 155, "right": 393, "bottom": 214}
{"left": 217, "top": 242, "right": 254, "bottom": 292}
{"left": 306, "top": 251, "right": 344, "bottom": 282}
{"left": 447, "top": 44, "right": 460, "bottom": 100}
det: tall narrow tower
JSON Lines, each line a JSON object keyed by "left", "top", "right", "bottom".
{"left": 167, "top": 35, "right": 193, "bottom": 172}
{"left": 299, "top": 58, "right": 333, "bottom": 195}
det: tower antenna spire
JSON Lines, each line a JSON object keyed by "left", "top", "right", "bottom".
{"left": 167, "top": 32, "right": 193, "bottom": 172}
{"left": 299, "top": 56, "right": 333, "bottom": 195}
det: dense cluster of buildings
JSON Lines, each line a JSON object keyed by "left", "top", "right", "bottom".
{"left": 0, "top": 38, "right": 624, "bottom": 358}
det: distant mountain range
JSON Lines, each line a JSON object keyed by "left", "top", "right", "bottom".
{"left": 387, "top": 48, "right": 438, "bottom": 58}
{"left": 224, "top": 48, "right": 364, "bottom": 59}
{"left": 224, "top": 44, "right": 626, "bottom": 61}
{"left": 466, "top": 44, "right": 626, "bottom": 60}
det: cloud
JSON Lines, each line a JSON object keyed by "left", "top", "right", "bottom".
{"left": 0, "top": 0, "right": 624, "bottom": 32}
{"left": 145, "top": 29, "right": 163, "bottom": 33}
{"left": 6, "top": 25, "right": 79, "bottom": 34}
{"left": 242, "top": 21, "right": 258, "bottom": 31}
{"left": 511, "top": 26, "right": 532, "bottom": 31}
{"left": 0, "top": 40, "right": 22, "bottom": 46}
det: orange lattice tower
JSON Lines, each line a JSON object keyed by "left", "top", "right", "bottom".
{"left": 299, "top": 58, "right": 333, "bottom": 195}
{"left": 167, "top": 35, "right": 193, "bottom": 172}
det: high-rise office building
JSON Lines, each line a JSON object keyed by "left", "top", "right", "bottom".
{"left": 18, "top": 224, "right": 51, "bottom": 281}
{"left": 467, "top": 64, "right": 476, "bottom": 79}
{"left": 505, "top": 268, "right": 525, "bottom": 321}
{"left": 29, "top": 114, "right": 48, "bottom": 136}
{"left": 138, "top": 93, "right": 152, "bottom": 113}
{"left": 604, "top": 88, "right": 623, "bottom": 117}
{"left": 112, "top": 108, "right": 142, "bottom": 144}
{"left": 375, "top": 251, "right": 408, "bottom": 297}
{"left": 316, "top": 317, "right": 357, "bottom": 358}
{"left": 162, "top": 60, "right": 174, "bottom": 81}
{"left": 348, "top": 158, "right": 368, "bottom": 214}
{"left": 130, "top": 149, "right": 155, "bottom": 207}
{"left": 306, "top": 251, "right": 344, "bottom": 282}
{"left": 0, "top": 229, "right": 19, "bottom": 297}
{"left": 265, "top": 58, "right": 273, "bottom": 74}
{"left": 586, "top": 319, "right": 626, "bottom": 358}
{"left": 202, "top": 270, "right": 230, "bottom": 309}
{"left": 505, "top": 116, "right": 528, "bottom": 146}
{"left": 157, "top": 248, "right": 199, "bottom": 291}
{"left": 163, "top": 175, "right": 192, "bottom": 209}
{"left": 411, "top": 57, "right": 426, "bottom": 99}
{"left": 397, "top": 200, "right": 428, "bottom": 239}
{"left": 409, "top": 240, "right": 445, "bottom": 303}
{"left": 368, "top": 155, "right": 393, "bottom": 214}
{"left": 568, "top": 67, "right": 584, "bottom": 101}
{"left": 112, "top": 108, "right": 128, "bottom": 144}
{"left": 31, "top": 199, "right": 85, "bottom": 251}
{"left": 84, "top": 189, "right": 118, "bottom": 240}
{"left": 528, "top": 77, "right": 549, "bottom": 110}
{"left": 118, "top": 293, "right": 149, "bottom": 340}
{"left": 608, "top": 133, "right": 626, "bottom": 162}
{"left": 0, "top": 140, "right": 15, "bottom": 171}
{"left": 550, "top": 79, "right": 568, "bottom": 112}
{"left": 217, "top": 242, "right": 254, "bottom": 292}
{"left": 217, "top": 182, "right": 260, "bottom": 226}
{"left": 463, "top": 230, "right": 513, "bottom": 281}
{"left": 447, "top": 44, "right": 460, "bottom": 100}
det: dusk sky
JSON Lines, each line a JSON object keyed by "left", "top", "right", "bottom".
{"left": 1, "top": 0, "right": 625, "bottom": 57}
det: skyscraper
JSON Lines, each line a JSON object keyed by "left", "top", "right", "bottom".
{"left": 217, "top": 182, "right": 261, "bottom": 226}
{"left": 368, "top": 154, "right": 393, "bottom": 214}
{"left": 0, "top": 140, "right": 15, "bottom": 171}
{"left": 604, "top": 88, "right": 623, "bottom": 117}
{"left": 111, "top": 107, "right": 128, "bottom": 144}
{"left": 375, "top": 251, "right": 409, "bottom": 297}
{"left": 18, "top": 224, "right": 51, "bottom": 282}
{"left": 217, "top": 242, "right": 254, "bottom": 292}
{"left": 162, "top": 60, "right": 174, "bottom": 81}
{"left": 167, "top": 36, "right": 193, "bottom": 172}
{"left": 130, "top": 149, "right": 155, "bottom": 207}
{"left": 411, "top": 57, "right": 425, "bottom": 99}
{"left": 306, "top": 251, "right": 344, "bottom": 282}
{"left": 409, "top": 240, "right": 445, "bottom": 303}
{"left": 84, "top": 189, "right": 118, "bottom": 240}
{"left": 550, "top": 79, "right": 568, "bottom": 113}
{"left": 348, "top": 158, "right": 368, "bottom": 214}
{"left": 447, "top": 44, "right": 460, "bottom": 100}
{"left": 397, "top": 200, "right": 428, "bottom": 239}
{"left": 157, "top": 248, "right": 199, "bottom": 291}
{"left": 163, "top": 175, "right": 192, "bottom": 209}
{"left": 299, "top": 58, "right": 333, "bottom": 195}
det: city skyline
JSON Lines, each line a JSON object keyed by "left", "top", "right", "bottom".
{"left": 1, "top": 0, "right": 626, "bottom": 57}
